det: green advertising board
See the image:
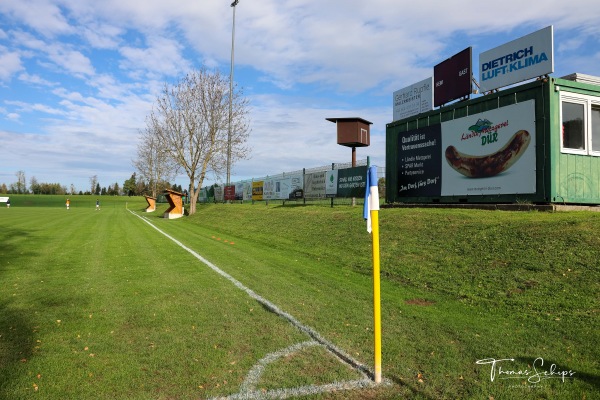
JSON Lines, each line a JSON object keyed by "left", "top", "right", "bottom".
{"left": 336, "top": 166, "right": 368, "bottom": 198}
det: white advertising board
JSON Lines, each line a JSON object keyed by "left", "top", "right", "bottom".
{"left": 479, "top": 26, "right": 554, "bottom": 92}
{"left": 304, "top": 171, "right": 326, "bottom": 198}
{"left": 213, "top": 186, "right": 224, "bottom": 201}
{"left": 263, "top": 178, "right": 275, "bottom": 200}
{"left": 262, "top": 174, "right": 302, "bottom": 200}
{"left": 242, "top": 182, "right": 252, "bottom": 201}
{"left": 393, "top": 77, "right": 433, "bottom": 121}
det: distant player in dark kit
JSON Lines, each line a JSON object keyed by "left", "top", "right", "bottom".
{"left": 96, "top": 199, "right": 100, "bottom": 211}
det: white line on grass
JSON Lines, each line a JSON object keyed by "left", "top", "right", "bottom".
{"left": 129, "top": 211, "right": 389, "bottom": 398}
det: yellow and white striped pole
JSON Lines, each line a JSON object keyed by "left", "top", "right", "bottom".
{"left": 364, "top": 165, "right": 382, "bottom": 383}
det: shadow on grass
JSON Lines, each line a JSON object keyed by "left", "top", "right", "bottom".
{"left": 0, "top": 300, "right": 34, "bottom": 397}
{"left": 0, "top": 227, "right": 36, "bottom": 398}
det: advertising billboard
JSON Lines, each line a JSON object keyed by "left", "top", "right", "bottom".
{"left": 263, "top": 178, "right": 276, "bottom": 200}
{"left": 252, "top": 181, "right": 263, "bottom": 201}
{"left": 304, "top": 171, "right": 327, "bottom": 198}
{"left": 397, "top": 124, "right": 443, "bottom": 197}
{"left": 262, "top": 174, "right": 303, "bottom": 200}
{"left": 234, "top": 182, "right": 246, "bottom": 200}
{"left": 214, "top": 186, "right": 224, "bottom": 202}
{"left": 325, "top": 170, "right": 338, "bottom": 197}
{"left": 276, "top": 173, "right": 304, "bottom": 199}
{"left": 434, "top": 47, "right": 472, "bottom": 107}
{"left": 397, "top": 100, "right": 536, "bottom": 197}
{"left": 479, "top": 26, "right": 554, "bottom": 92}
{"left": 242, "top": 182, "right": 252, "bottom": 201}
{"left": 336, "top": 166, "right": 368, "bottom": 198}
{"left": 393, "top": 77, "right": 434, "bottom": 121}
{"left": 224, "top": 185, "right": 236, "bottom": 201}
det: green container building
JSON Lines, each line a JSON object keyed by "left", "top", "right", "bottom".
{"left": 386, "top": 73, "right": 600, "bottom": 205}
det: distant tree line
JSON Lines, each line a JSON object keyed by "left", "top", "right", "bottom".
{"left": 0, "top": 170, "right": 181, "bottom": 196}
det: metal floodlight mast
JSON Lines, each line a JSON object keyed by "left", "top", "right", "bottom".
{"left": 227, "top": 0, "right": 239, "bottom": 186}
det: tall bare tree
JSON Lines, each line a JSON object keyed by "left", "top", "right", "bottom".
{"left": 150, "top": 67, "right": 250, "bottom": 214}
{"left": 89, "top": 175, "right": 98, "bottom": 195}
{"left": 30, "top": 176, "right": 39, "bottom": 194}
{"left": 134, "top": 121, "right": 177, "bottom": 198}
{"left": 16, "top": 170, "right": 26, "bottom": 194}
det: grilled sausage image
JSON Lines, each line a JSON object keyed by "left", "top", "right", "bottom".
{"left": 445, "top": 130, "right": 531, "bottom": 178}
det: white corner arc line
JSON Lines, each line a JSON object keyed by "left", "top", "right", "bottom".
{"left": 129, "top": 211, "right": 386, "bottom": 397}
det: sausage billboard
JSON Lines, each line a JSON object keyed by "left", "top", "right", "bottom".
{"left": 398, "top": 100, "right": 536, "bottom": 197}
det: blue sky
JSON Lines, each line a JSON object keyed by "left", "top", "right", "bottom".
{"left": 1, "top": 0, "right": 600, "bottom": 193}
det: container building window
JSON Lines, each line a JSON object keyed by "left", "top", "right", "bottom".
{"left": 560, "top": 93, "right": 600, "bottom": 156}
{"left": 592, "top": 104, "right": 600, "bottom": 153}
{"left": 562, "top": 102, "right": 585, "bottom": 150}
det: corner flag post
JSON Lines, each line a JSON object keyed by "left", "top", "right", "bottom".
{"left": 364, "top": 165, "right": 382, "bottom": 383}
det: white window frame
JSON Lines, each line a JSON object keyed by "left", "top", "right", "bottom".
{"left": 560, "top": 92, "right": 600, "bottom": 157}
{"left": 591, "top": 103, "right": 600, "bottom": 155}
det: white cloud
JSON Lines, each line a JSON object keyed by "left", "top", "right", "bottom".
{"left": 119, "top": 36, "right": 191, "bottom": 79}
{"left": 0, "top": 50, "right": 23, "bottom": 81}
{"left": 0, "top": 0, "right": 74, "bottom": 37}
{"left": 232, "top": 93, "right": 387, "bottom": 181}
{"left": 5, "top": 100, "right": 66, "bottom": 116}
{"left": 18, "top": 72, "right": 57, "bottom": 86}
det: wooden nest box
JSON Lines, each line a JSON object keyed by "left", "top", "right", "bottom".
{"left": 326, "top": 117, "right": 372, "bottom": 148}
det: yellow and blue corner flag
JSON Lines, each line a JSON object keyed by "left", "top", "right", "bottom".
{"left": 363, "top": 165, "right": 380, "bottom": 233}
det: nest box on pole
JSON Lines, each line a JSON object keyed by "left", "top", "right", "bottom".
{"left": 326, "top": 117, "right": 372, "bottom": 167}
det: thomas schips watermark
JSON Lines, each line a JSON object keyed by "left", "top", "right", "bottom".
{"left": 476, "top": 357, "right": 576, "bottom": 384}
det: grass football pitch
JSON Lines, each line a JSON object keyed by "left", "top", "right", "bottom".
{"left": 0, "top": 199, "right": 598, "bottom": 399}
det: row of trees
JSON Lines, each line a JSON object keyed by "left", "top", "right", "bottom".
{"left": 133, "top": 67, "right": 250, "bottom": 214}
{"left": 0, "top": 171, "right": 71, "bottom": 195}
{"left": 0, "top": 169, "right": 186, "bottom": 196}
{"left": 0, "top": 172, "right": 120, "bottom": 196}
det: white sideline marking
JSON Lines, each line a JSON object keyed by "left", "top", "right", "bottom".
{"left": 129, "top": 211, "right": 387, "bottom": 398}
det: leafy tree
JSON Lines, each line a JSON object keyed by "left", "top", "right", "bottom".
{"left": 123, "top": 173, "right": 137, "bottom": 196}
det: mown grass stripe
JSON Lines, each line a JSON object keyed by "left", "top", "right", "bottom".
{"left": 130, "top": 210, "right": 384, "bottom": 390}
